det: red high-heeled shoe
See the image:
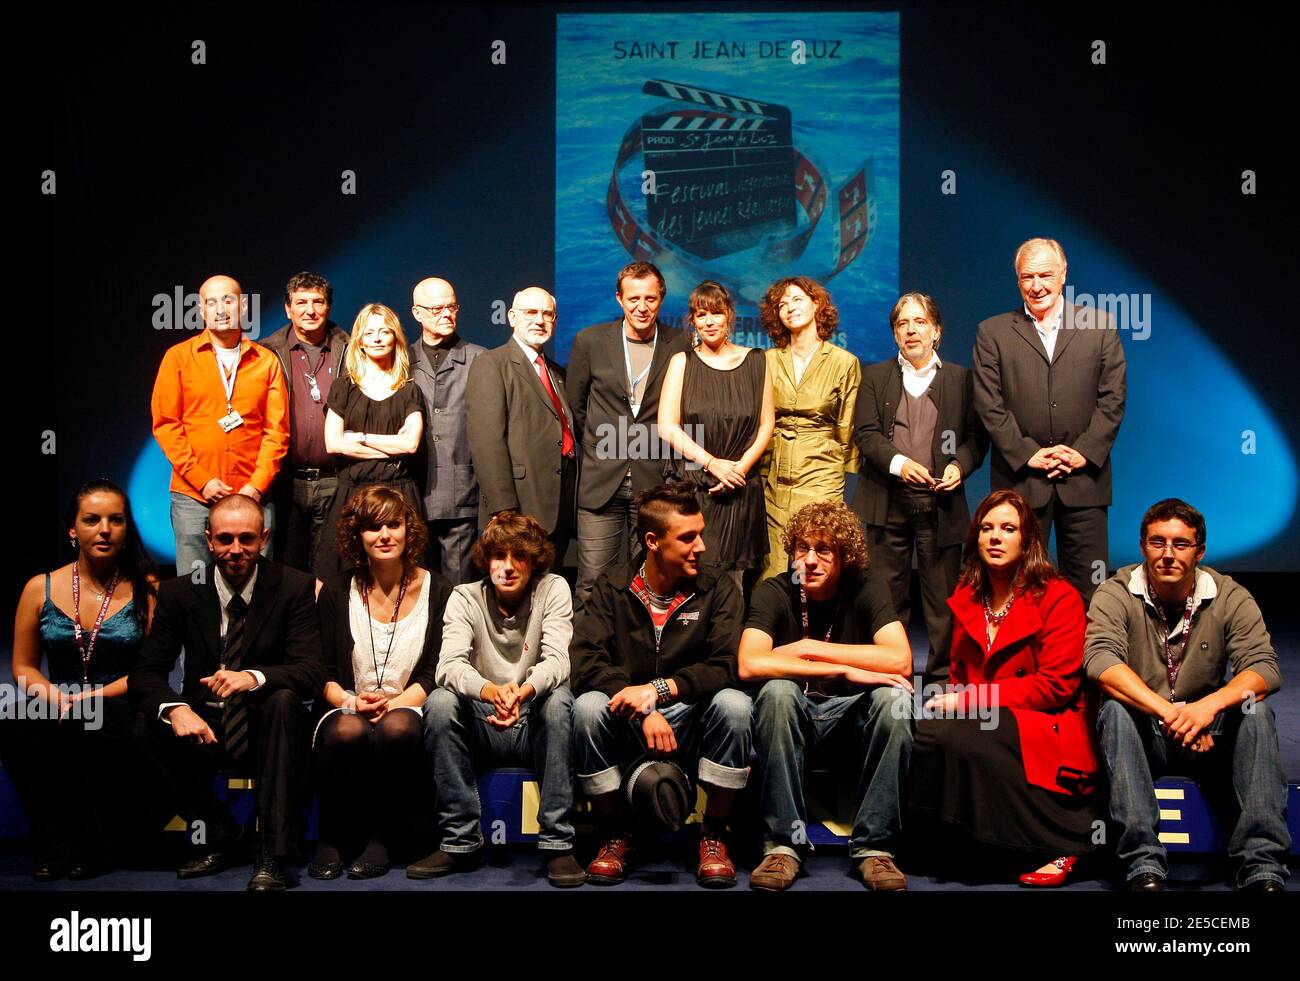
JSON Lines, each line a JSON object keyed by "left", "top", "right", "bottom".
{"left": 1018, "top": 855, "right": 1077, "bottom": 887}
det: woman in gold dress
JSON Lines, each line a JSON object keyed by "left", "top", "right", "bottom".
{"left": 759, "top": 276, "right": 861, "bottom": 582}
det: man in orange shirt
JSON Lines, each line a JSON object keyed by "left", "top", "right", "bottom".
{"left": 151, "top": 274, "right": 289, "bottom": 576}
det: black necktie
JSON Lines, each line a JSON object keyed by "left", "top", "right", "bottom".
{"left": 222, "top": 594, "right": 251, "bottom": 764}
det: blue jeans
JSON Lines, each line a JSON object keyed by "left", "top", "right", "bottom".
{"left": 753, "top": 680, "right": 915, "bottom": 859}
{"left": 1097, "top": 698, "right": 1291, "bottom": 887}
{"left": 170, "top": 491, "right": 274, "bottom": 576}
{"left": 423, "top": 687, "right": 575, "bottom": 853}
{"left": 573, "top": 688, "right": 752, "bottom": 797}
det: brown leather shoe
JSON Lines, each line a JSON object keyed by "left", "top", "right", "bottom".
{"left": 749, "top": 852, "right": 801, "bottom": 891}
{"left": 855, "top": 855, "right": 907, "bottom": 891}
{"left": 697, "top": 828, "right": 737, "bottom": 888}
{"left": 586, "top": 836, "right": 633, "bottom": 885}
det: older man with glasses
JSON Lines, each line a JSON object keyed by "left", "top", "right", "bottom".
{"left": 466, "top": 286, "right": 577, "bottom": 558}
{"left": 410, "top": 277, "right": 485, "bottom": 584}
{"left": 1085, "top": 498, "right": 1289, "bottom": 892}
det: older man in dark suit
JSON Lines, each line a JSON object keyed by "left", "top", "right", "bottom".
{"left": 410, "top": 276, "right": 485, "bottom": 585}
{"left": 854, "top": 292, "right": 987, "bottom": 682}
{"left": 972, "top": 237, "right": 1126, "bottom": 604}
{"left": 567, "top": 261, "right": 688, "bottom": 608}
{"left": 466, "top": 286, "right": 577, "bottom": 557}
{"left": 130, "top": 494, "right": 324, "bottom": 891}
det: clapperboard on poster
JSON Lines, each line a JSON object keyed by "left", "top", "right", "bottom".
{"left": 639, "top": 79, "right": 798, "bottom": 260}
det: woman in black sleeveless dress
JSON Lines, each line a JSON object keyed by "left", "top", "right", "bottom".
{"left": 318, "top": 303, "right": 427, "bottom": 581}
{"left": 658, "top": 281, "right": 774, "bottom": 583}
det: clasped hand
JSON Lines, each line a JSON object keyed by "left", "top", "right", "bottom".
{"left": 1028, "top": 445, "right": 1086, "bottom": 479}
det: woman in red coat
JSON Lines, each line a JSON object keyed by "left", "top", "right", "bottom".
{"left": 907, "top": 489, "right": 1102, "bottom": 886}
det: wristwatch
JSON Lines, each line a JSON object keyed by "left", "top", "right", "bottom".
{"left": 652, "top": 677, "right": 671, "bottom": 707}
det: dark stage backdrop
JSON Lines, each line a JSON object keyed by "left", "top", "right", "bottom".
{"left": 20, "top": 1, "right": 1299, "bottom": 622}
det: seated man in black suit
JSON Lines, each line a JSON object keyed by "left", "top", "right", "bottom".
{"left": 130, "top": 493, "right": 324, "bottom": 891}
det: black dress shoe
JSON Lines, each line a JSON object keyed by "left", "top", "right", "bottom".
{"left": 33, "top": 861, "right": 69, "bottom": 882}
{"left": 178, "top": 849, "right": 241, "bottom": 880}
{"left": 247, "top": 855, "right": 288, "bottom": 891}
{"left": 1128, "top": 872, "right": 1165, "bottom": 891}
{"left": 68, "top": 859, "right": 117, "bottom": 881}
{"left": 308, "top": 860, "right": 345, "bottom": 880}
{"left": 346, "top": 860, "right": 390, "bottom": 880}
{"left": 1243, "top": 879, "right": 1283, "bottom": 892}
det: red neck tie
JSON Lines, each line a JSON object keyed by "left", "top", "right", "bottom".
{"left": 535, "top": 353, "right": 574, "bottom": 458}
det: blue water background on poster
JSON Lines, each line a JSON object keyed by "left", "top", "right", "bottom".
{"left": 556, "top": 12, "right": 899, "bottom": 363}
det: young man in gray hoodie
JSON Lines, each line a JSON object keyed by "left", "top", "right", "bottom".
{"left": 409, "top": 511, "right": 584, "bottom": 887}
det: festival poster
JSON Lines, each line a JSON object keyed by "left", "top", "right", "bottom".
{"left": 555, "top": 11, "right": 900, "bottom": 363}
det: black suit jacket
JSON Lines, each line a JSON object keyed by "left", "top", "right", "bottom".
{"left": 129, "top": 558, "right": 325, "bottom": 721}
{"left": 852, "top": 358, "right": 988, "bottom": 547}
{"left": 465, "top": 339, "right": 575, "bottom": 533}
{"left": 317, "top": 568, "right": 454, "bottom": 696}
{"left": 972, "top": 304, "right": 1127, "bottom": 508}
{"left": 566, "top": 320, "right": 688, "bottom": 510}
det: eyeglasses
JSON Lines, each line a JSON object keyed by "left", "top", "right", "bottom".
{"left": 793, "top": 543, "right": 836, "bottom": 560}
{"left": 513, "top": 308, "right": 557, "bottom": 324}
{"left": 414, "top": 303, "right": 459, "bottom": 317}
{"left": 1143, "top": 539, "right": 1199, "bottom": 555}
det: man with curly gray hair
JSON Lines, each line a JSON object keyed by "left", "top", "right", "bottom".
{"left": 739, "top": 500, "right": 915, "bottom": 891}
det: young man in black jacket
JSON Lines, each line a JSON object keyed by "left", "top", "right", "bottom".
{"left": 570, "top": 482, "right": 751, "bottom": 887}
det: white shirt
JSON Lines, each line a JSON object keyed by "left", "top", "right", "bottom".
{"left": 159, "top": 565, "right": 265, "bottom": 720}
{"left": 1025, "top": 299, "right": 1064, "bottom": 362}
{"left": 513, "top": 334, "right": 551, "bottom": 383}
{"left": 889, "top": 352, "right": 943, "bottom": 477}
{"left": 348, "top": 570, "right": 429, "bottom": 695}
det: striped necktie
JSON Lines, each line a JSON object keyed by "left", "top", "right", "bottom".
{"left": 222, "top": 594, "right": 251, "bottom": 764}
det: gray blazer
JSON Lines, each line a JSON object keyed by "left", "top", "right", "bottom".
{"left": 566, "top": 319, "right": 688, "bottom": 510}
{"left": 410, "top": 335, "right": 485, "bottom": 521}
{"left": 972, "top": 304, "right": 1126, "bottom": 508}
{"left": 466, "top": 339, "right": 575, "bottom": 534}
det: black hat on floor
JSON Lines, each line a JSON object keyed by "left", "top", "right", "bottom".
{"left": 622, "top": 755, "right": 693, "bottom": 833}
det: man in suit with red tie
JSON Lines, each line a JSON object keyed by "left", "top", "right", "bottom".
{"left": 467, "top": 287, "right": 577, "bottom": 559}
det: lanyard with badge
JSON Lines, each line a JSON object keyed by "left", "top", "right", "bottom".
{"left": 622, "top": 328, "right": 656, "bottom": 416}
{"left": 302, "top": 343, "right": 330, "bottom": 403}
{"left": 799, "top": 586, "right": 834, "bottom": 696}
{"left": 216, "top": 344, "right": 244, "bottom": 433}
{"left": 1148, "top": 586, "right": 1196, "bottom": 699}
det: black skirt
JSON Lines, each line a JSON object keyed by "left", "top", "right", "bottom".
{"left": 907, "top": 714, "right": 1104, "bottom": 859}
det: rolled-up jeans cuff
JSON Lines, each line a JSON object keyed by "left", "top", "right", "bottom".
{"left": 850, "top": 847, "right": 894, "bottom": 860}
{"left": 763, "top": 842, "right": 801, "bottom": 860}
{"left": 698, "top": 757, "right": 749, "bottom": 789}
{"left": 579, "top": 766, "right": 622, "bottom": 797}
{"left": 441, "top": 840, "right": 483, "bottom": 855}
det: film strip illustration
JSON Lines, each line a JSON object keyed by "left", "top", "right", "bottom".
{"left": 607, "top": 78, "right": 875, "bottom": 292}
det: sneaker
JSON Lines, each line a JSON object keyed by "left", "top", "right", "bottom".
{"left": 406, "top": 849, "right": 481, "bottom": 880}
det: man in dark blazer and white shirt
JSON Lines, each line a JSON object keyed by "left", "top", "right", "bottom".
{"left": 466, "top": 286, "right": 577, "bottom": 557}
{"left": 853, "top": 292, "right": 987, "bottom": 682}
{"left": 130, "top": 494, "right": 324, "bottom": 891}
{"left": 567, "top": 261, "right": 689, "bottom": 607}
{"left": 409, "top": 276, "right": 485, "bottom": 584}
{"left": 973, "top": 237, "right": 1126, "bottom": 605}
